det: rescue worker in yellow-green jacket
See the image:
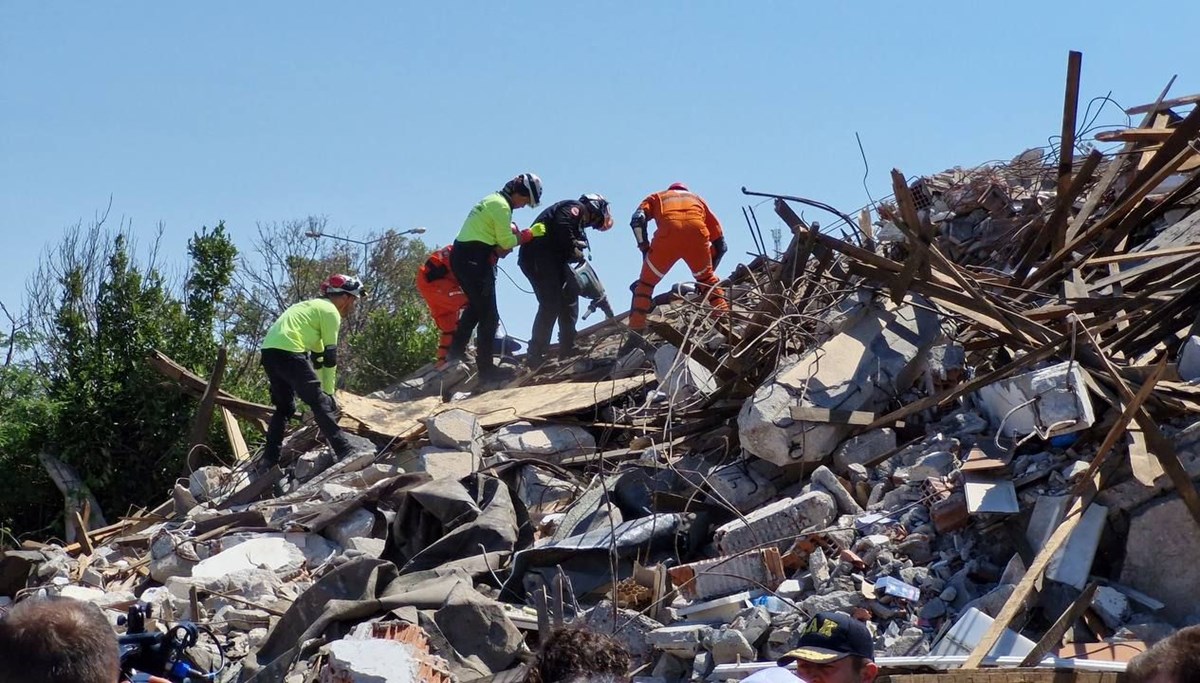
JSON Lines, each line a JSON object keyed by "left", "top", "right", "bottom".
{"left": 447, "top": 173, "right": 542, "bottom": 387}
{"left": 260, "top": 274, "right": 365, "bottom": 465}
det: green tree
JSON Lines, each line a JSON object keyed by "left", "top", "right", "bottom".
{"left": 232, "top": 216, "right": 438, "bottom": 395}
{"left": 17, "top": 221, "right": 240, "bottom": 531}
{"left": 0, "top": 303, "right": 58, "bottom": 539}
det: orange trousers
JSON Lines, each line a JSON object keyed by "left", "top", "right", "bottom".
{"left": 417, "top": 271, "right": 468, "bottom": 363}
{"left": 628, "top": 223, "right": 727, "bottom": 330}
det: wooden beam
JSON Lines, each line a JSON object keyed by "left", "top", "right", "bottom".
{"left": 73, "top": 511, "right": 94, "bottom": 555}
{"left": 1125, "top": 91, "right": 1200, "bottom": 116}
{"left": 1060, "top": 77, "right": 1177, "bottom": 251}
{"left": 1082, "top": 326, "right": 1200, "bottom": 529}
{"left": 1084, "top": 243, "right": 1200, "bottom": 266}
{"left": 790, "top": 407, "right": 877, "bottom": 426}
{"left": 221, "top": 407, "right": 251, "bottom": 462}
{"left": 1057, "top": 51, "right": 1083, "bottom": 201}
{"left": 963, "top": 351, "right": 1154, "bottom": 668}
{"left": 1016, "top": 149, "right": 1102, "bottom": 278}
{"left": 1019, "top": 581, "right": 1099, "bottom": 667}
{"left": 147, "top": 350, "right": 273, "bottom": 426}
{"left": 187, "top": 346, "right": 228, "bottom": 465}
{"left": 888, "top": 170, "right": 930, "bottom": 303}
{"left": 1094, "top": 128, "right": 1176, "bottom": 143}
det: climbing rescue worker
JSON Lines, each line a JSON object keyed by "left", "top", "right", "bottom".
{"left": 259, "top": 274, "right": 365, "bottom": 465}
{"left": 625, "top": 182, "right": 728, "bottom": 343}
{"left": 447, "top": 172, "right": 543, "bottom": 385}
{"left": 416, "top": 243, "right": 466, "bottom": 367}
{"left": 518, "top": 193, "right": 613, "bottom": 365}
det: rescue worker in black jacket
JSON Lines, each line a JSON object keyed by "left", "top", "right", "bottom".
{"left": 518, "top": 193, "right": 613, "bottom": 365}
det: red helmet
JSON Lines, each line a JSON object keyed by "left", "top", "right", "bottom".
{"left": 668, "top": 182, "right": 689, "bottom": 191}
{"left": 320, "top": 273, "right": 366, "bottom": 298}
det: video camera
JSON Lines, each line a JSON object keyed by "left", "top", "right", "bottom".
{"left": 118, "top": 602, "right": 221, "bottom": 683}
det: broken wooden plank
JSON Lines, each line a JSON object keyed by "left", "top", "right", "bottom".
{"left": 222, "top": 407, "right": 251, "bottom": 462}
{"left": 1019, "top": 581, "right": 1100, "bottom": 667}
{"left": 789, "top": 407, "right": 877, "bottom": 426}
{"left": 1125, "top": 91, "right": 1200, "bottom": 116}
{"left": 1094, "top": 128, "right": 1176, "bottom": 143}
{"left": 1057, "top": 51, "right": 1083, "bottom": 203}
{"left": 73, "top": 511, "right": 94, "bottom": 555}
{"left": 888, "top": 170, "right": 932, "bottom": 303}
{"left": 1060, "top": 77, "right": 1177, "bottom": 250}
{"left": 1082, "top": 326, "right": 1200, "bottom": 529}
{"left": 148, "top": 350, "right": 273, "bottom": 426}
{"left": 187, "top": 346, "right": 228, "bottom": 466}
{"left": 1084, "top": 242, "right": 1200, "bottom": 266}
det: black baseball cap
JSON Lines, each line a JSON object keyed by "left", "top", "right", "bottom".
{"left": 778, "top": 611, "right": 875, "bottom": 665}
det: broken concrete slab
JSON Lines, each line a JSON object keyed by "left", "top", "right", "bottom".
{"left": 810, "top": 466, "right": 863, "bottom": 516}
{"left": 192, "top": 537, "right": 306, "bottom": 579}
{"left": 1120, "top": 495, "right": 1200, "bottom": 624}
{"left": 1026, "top": 496, "right": 1108, "bottom": 590}
{"left": 654, "top": 344, "right": 719, "bottom": 405}
{"left": 647, "top": 623, "right": 714, "bottom": 657}
{"left": 423, "top": 409, "right": 484, "bottom": 458}
{"left": 668, "top": 548, "right": 785, "bottom": 601}
{"left": 707, "top": 462, "right": 778, "bottom": 513}
{"left": 709, "top": 628, "right": 755, "bottom": 664}
{"left": 1179, "top": 336, "right": 1200, "bottom": 382}
{"left": 416, "top": 447, "right": 478, "bottom": 481}
{"left": 322, "top": 507, "right": 376, "bottom": 549}
{"left": 485, "top": 421, "right": 596, "bottom": 462}
{"left": 189, "top": 466, "right": 232, "bottom": 502}
{"left": 322, "top": 638, "right": 421, "bottom": 683}
{"left": 713, "top": 490, "right": 836, "bottom": 555}
{"left": 738, "top": 296, "right": 941, "bottom": 466}
{"left": 832, "top": 428, "right": 896, "bottom": 475}
{"left": 977, "top": 361, "right": 1095, "bottom": 438}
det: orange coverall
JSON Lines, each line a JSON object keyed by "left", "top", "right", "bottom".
{"left": 416, "top": 245, "right": 468, "bottom": 364}
{"left": 628, "top": 188, "right": 728, "bottom": 330}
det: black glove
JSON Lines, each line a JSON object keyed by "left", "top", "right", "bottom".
{"left": 424, "top": 262, "right": 449, "bottom": 282}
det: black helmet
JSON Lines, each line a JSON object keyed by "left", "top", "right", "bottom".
{"left": 579, "top": 193, "right": 613, "bottom": 231}
{"left": 505, "top": 172, "right": 543, "bottom": 207}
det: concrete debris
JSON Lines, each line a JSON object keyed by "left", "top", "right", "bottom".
{"left": 13, "top": 70, "right": 1200, "bottom": 682}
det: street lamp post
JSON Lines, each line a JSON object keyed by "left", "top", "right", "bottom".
{"left": 304, "top": 226, "right": 427, "bottom": 281}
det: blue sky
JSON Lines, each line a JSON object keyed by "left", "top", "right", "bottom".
{"left": 2, "top": 2, "right": 1197, "bottom": 347}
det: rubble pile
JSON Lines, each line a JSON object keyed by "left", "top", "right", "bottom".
{"left": 9, "top": 82, "right": 1200, "bottom": 682}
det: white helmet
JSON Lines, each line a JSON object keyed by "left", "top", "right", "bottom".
{"left": 506, "top": 172, "right": 543, "bottom": 207}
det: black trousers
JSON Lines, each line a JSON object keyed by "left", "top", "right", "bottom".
{"left": 449, "top": 241, "right": 500, "bottom": 373}
{"left": 520, "top": 257, "right": 579, "bottom": 360}
{"left": 260, "top": 348, "right": 351, "bottom": 462}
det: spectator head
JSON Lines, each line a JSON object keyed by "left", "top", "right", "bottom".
{"left": 0, "top": 596, "right": 119, "bottom": 683}
{"left": 1127, "top": 625, "right": 1200, "bottom": 683}
{"left": 777, "top": 611, "right": 878, "bottom": 683}
{"left": 528, "top": 627, "right": 630, "bottom": 683}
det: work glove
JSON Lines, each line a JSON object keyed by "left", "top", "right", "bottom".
{"left": 518, "top": 228, "right": 534, "bottom": 245}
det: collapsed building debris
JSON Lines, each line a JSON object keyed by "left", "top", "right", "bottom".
{"left": 9, "top": 60, "right": 1200, "bottom": 682}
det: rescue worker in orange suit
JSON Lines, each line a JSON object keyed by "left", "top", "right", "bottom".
{"left": 416, "top": 244, "right": 466, "bottom": 367}
{"left": 518, "top": 193, "right": 613, "bottom": 366}
{"left": 623, "top": 182, "right": 728, "bottom": 351}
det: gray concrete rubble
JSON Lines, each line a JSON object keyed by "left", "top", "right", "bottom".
{"left": 738, "top": 295, "right": 943, "bottom": 467}
{"left": 17, "top": 115, "right": 1200, "bottom": 682}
